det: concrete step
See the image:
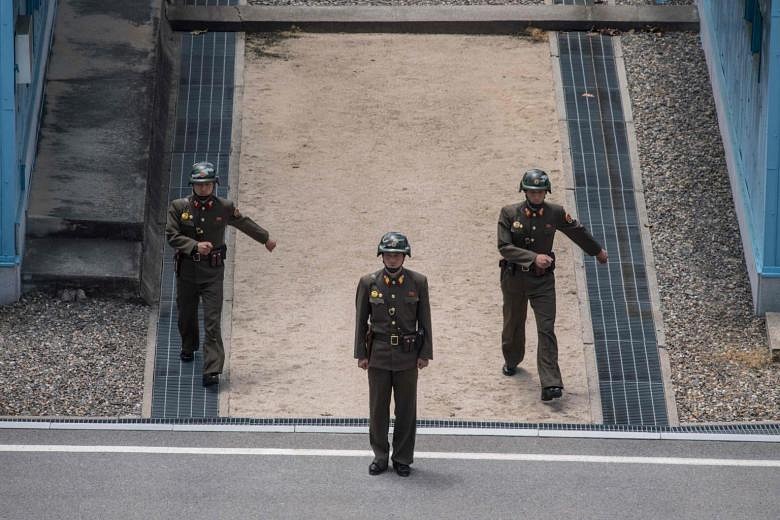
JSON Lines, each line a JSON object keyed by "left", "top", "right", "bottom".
{"left": 22, "top": 237, "right": 141, "bottom": 291}
{"left": 26, "top": 215, "right": 144, "bottom": 241}
{"left": 767, "top": 312, "right": 780, "bottom": 363}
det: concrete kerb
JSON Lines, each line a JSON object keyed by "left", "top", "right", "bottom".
{"left": 219, "top": 24, "right": 248, "bottom": 417}
{"left": 1, "top": 420, "right": 779, "bottom": 442}
{"left": 142, "top": 303, "right": 159, "bottom": 418}
{"left": 142, "top": 5, "right": 186, "bottom": 417}
{"left": 549, "top": 30, "right": 603, "bottom": 425}
{"left": 165, "top": 5, "right": 700, "bottom": 34}
{"left": 766, "top": 312, "right": 780, "bottom": 362}
{"left": 611, "top": 36, "right": 679, "bottom": 426}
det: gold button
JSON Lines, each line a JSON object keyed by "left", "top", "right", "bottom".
{"left": 391, "top": 320, "right": 396, "bottom": 325}
{"left": 532, "top": 226, "right": 536, "bottom": 230}
{"left": 201, "top": 218, "right": 205, "bottom": 222}
{"left": 531, "top": 238, "right": 535, "bottom": 242}
{"left": 391, "top": 294, "right": 396, "bottom": 299}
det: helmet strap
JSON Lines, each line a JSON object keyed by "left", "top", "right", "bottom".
{"left": 382, "top": 256, "right": 405, "bottom": 275}
{"left": 525, "top": 197, "right": 545, "bottom": 210}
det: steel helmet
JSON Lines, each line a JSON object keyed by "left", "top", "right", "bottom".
{"left": 520, "top": 168, "right": 551, "bottom": 193}
{"left": 189, "top": 162, "right": 219, "bottom": 184}
{"left": 377, "top": 232, "right": 411, "bottom": 257}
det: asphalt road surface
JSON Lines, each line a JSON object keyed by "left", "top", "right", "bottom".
{"left": 2, "top": 428, "right": 779, "bottom": 519}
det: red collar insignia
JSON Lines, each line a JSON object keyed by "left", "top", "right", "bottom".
{"left": 191, "top": 198, "right": 215, "bottom": 210}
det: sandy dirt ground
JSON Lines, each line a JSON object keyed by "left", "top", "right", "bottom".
{"left": 229, "top": 33, "right": 594, "bottom": 422}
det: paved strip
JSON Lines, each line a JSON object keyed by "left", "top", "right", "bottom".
{"left": 166, "top": 5, "right": 699, "bottom": 33}
{"left": 2, "top": 444, "right": 779, "bottom": 468}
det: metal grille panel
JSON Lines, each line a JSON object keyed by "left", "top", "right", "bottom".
{"left": 151, "top": 0, "right": 238, "bottom": 418}
{"left": 558, "top": 30, "right": 668, "bottom": 425}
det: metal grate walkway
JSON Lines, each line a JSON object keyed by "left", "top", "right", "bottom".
{"left": 555, "top": 0, "right": 668, "bottom": 425}
{"left": 151, "top": 0, "right": 238, "bottom": 418}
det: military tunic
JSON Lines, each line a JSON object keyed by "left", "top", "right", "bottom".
{"left": 497, "top": 200, "right": 601, "bottom": 388}
{"left": 354, "top": 268, "right": 432, "bottom": 466}
{"left": 166, "top": 195, "right": 269, "bottom": 375}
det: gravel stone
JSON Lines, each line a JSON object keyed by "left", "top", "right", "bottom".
{"left": 621, "top": 31, "right": 778, "bottom": 423}
{"left": 0, "top": 291, "right": 147, "bottom": 417}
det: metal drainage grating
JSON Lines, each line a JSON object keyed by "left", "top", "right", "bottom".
{"left": 553, "top": 0, "right": 592, "bottom": 5}
{"left": 3, "top": 417, "right": 780, "bottom": 436}
{"left": 557, "top": 29, "right": 668, "bottom": 425}
{"left": 151, "top": 0, "right": 239, "bottom": 418}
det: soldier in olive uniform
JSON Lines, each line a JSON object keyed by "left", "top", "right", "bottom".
{"left": 498, "top": 169, "right": 608, "bottom": 401}
{"left": 166, "top": 162, "right": 277, "bottom": 387}
{"left": 355, "top": 232, "right": 433, "bottom": 477}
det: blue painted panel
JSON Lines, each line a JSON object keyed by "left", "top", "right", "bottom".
{"left": 1, "top": 0, "right": 19, "bottom": 264}
{"left": 1, "top": 0, "right": 55, "bottom": 280}
{"left": 699, "top": 2, "right": 766, "bottom": 263}
{"left": 764, "top": 2, "right": 780, "bottom": 271}
{"left": 699, "top": 1, "right": 777, "bottom": 270}
{"left": 14, "top": 0, "right": 56, "bottom": 199}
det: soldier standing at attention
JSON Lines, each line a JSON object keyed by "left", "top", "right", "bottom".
{"left": 498, "top": 169, "right": 608, "bottom": 401}
{"left": 166, "top": 162, "right": 277, "bottom": 387}
{"left": 355, "top": 232, "right": 433, "bottom": 477}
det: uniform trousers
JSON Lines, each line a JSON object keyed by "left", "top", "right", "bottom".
{"left": 176, "top": 271, "right": 225, "bottom": 375}
{"left": 368, "top": 366, "right": 418, "bottom": 466}
{"left": 500, "top": 270, "right": 563, "bottom": 388}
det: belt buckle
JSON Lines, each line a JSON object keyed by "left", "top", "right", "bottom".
{"left": 390, "top": 335, "right": 399, "bottom": 346}
{"left": 520, "top": 265, "right": 530, "bottom": 272}
{"left": 192, "top": 252, "right": 201, "bottom": 262}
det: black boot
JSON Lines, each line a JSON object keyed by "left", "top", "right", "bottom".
{"left": 541, "top": 386, "right": 563, "bottom": 401}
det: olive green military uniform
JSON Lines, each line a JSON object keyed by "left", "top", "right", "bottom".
{"left": 497, "top": 201, "right": 602, "bottom": 388}
{"left": 354, "top": 268, "right": 433, "bottom": 467}
{"left": 166, "top": 195, "right": 270, "bottom": 376}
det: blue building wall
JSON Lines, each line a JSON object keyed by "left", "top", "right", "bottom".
{"left": 699, "top": 0, "right": 780, "bottom": 313}
{"left": 0, "top": 0, "right": 56, "bottom": 304}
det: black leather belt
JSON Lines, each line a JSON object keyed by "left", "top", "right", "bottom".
{"left": 373, "top": 331, "right": 416, "bottom": 346}
{"left": 186, "top": 244, "right": 227, "bottom": 263}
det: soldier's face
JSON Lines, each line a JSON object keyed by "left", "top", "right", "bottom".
{"left": 525, "top": 190, "right": 546, "bottom": 205}
{"left": 193, "top": 182, "right": 215, "bottom": 197}
{"left": 382, "top": 252, "right": 405, "bottom": 270}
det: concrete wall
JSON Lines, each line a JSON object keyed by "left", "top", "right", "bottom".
{"left": 699, "top": 0, "right": 780, "bottom": 313}
{"left": 141, "top": 5, "right": 180, "bottom": 304}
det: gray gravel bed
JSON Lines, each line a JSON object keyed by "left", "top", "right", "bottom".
{"left": 621, "top": 31, "right": 778, "bottom": 423}
{"left": 0, "top": 291, "right": 147, "bottom": 417}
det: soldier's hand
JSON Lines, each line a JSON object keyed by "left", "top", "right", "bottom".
{"left": 357, "top": 358, "right": 369, "bottom": 370}
{"left": 534, "top": 254, "right": 553, "bottom": 269}
{"left": 265, "top": 239, "right": 277, "bottom": 252}
{"left": 197, "top": 241, "right": 213, "bottom": 255}
{"left": 596, "top": 249, "right": 608, "bottom": 264}
{"left": 417, "top": 358, "right": 429, "bottom": 369}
